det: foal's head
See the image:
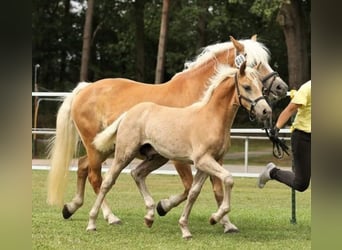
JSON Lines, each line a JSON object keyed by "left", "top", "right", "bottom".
{"left": 234, "top": 61, "right": 272, "bottom": 122}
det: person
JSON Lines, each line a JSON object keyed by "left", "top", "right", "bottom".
{"left": 258, "top": 80, "right": 311, "bottom": 192}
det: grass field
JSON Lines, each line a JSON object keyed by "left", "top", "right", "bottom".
{"left": 32, "top": 170, "right": 310, "bottom": 249}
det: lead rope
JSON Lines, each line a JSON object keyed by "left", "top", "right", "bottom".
{"left": 264, "top": 125, "right": 290, "bottom": 159}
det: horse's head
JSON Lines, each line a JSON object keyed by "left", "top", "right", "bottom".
{"left": 235, "top": 61, "right": 272, "bottom": 122}
{"left": 230, "top": 35, "right": 288, "bottom": 102}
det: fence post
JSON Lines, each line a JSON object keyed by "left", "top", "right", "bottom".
{"left": 290, "top": 162, "right": 297, "bottom": 224}
{"left": 244, "top": 137, "right": 248, "bottom": 172}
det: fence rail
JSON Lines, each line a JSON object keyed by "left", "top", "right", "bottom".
{"left": 32, "top": 92, "right": 291, "bottom": 171}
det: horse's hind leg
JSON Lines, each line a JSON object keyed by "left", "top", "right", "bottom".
{"left": 131, "top": 154, "right": 168, "bottom": 228}
{"left": 210, "top": 175, "right": 239, "bottom": 233}
{"left": 62, "top": 155, "right": 88, "bottom": 219}
{"left": 63, "top": 146, "right": 121, "bottom": 224}
{"left": 157, "top": 161, "right": 193, "bottom": 216}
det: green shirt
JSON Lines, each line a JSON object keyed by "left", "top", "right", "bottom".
{"left": 291, "top": 80, "right": 311, "bottom": 133}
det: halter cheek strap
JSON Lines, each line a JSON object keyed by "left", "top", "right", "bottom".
{"left": 234, "top": 73, "right": 266, "bottom": 121}
{"left": 261, "top": 71, "right": 279, "bottom": 96}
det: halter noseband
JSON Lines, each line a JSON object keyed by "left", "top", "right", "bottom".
{"left": 234, "top": 73, "right": 265, "bottom": 121}
{"left": 261, "top": 71, "right": 279, "bottom": 96}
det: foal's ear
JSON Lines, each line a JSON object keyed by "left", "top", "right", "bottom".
{"left": 251, "top": 34, "right": 257, "bottom": 41}
{"left": 230, "top": 36, "right": 244, "bottom": 53}
{"left": 239, "top": 61, "right": 247, "bottom": 76}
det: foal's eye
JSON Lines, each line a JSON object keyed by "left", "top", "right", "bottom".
{"left": 243, "top": 85, "right": 251, "bottom": 91}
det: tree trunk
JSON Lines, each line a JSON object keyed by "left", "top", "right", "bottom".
{"left": 59, "top": 0, "right": 71, "bottom": 85}
{"left": 277, "top": 0, "right": 310, "bottom": 89}
{"left": 134, "top": 0, "right": 146, "bottom": 82}
{"left": 155, "top": 0, "right": 169, "bottom": 84}
{"left": 197, "top": 0, "right": 208, "bottom": 49}
{"left": 80, "top": 0, "right": 94, "bottom": 82}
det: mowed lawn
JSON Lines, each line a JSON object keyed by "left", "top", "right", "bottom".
{"left": 32, "top": 170, "right": 311, "bottom": 249}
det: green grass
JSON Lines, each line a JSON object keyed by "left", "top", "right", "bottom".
{"left": 32, "top": 170, "right": 310, "bottom": 249}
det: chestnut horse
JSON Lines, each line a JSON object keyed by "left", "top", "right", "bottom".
{"left": 47, "top": 35, "right": 287, "bottom": 233}
{"left": 86, "top": 61, "right": 272, "bottom": 239}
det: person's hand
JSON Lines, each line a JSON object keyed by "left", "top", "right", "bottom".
{"left": 269, "top": 126, "right": 280, "bottom": 139}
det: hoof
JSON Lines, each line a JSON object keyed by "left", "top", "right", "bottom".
{"left": 86, "top": 227, "right": 97, "bottom": 232}
{"left": 156, "top": 201, "right": 167, "bottom": 216}
{"left": 108, "top": 220, "right": 122, "bottom": 225}
{"left": 209, "top": 217, "right": 218, "bottom": 225}
{"left": 225, "top": 228, "right": 239, "bottom": 234}
{"left": 183, "top": 234, "right": 192, "bottom": 240}
{"left": 107, "top": 215, "right": 122, "bottom": 225}
{"left": 62, "top": 204, "right": 73, "bottom": 219}
{"left": 144, "top": 218, "right": 154, "bottom": 228}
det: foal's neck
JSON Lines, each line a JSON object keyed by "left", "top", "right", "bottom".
{"left": 205, "top": 77, "right": 239, "bottom": 129}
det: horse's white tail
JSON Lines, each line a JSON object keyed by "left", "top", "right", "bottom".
{"left": 93, "top": 112, "right": 127, "bottom": 152}
{"left": 47, "top": 82, "right": 90, "bottom": 207}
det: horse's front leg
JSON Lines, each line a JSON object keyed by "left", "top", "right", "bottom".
{"left": 209, "top": 175, "right": 239, "bottom": 233}
{"left": 157, "top": 161, "right": 193, "bottom": 216}
{"left": 131, "top": 155, "right": 168, "bottom": 227}
{"left": 178, "top": 170, "right": 208, "bottom": 239}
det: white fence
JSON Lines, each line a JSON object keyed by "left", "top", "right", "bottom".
{"left": 32, "top": 92, "right": 291, "bottom": 172}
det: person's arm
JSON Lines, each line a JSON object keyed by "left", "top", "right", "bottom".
{"left": 275, "top": 102, "right": 301, "bottom": 129}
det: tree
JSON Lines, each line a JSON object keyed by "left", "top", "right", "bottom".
{"left": 80, "top": 0, "right": 95, "bottom": 81}
{"left": 277, "top": 0, "right": 310, "bottom": 89}
{"left": 134, "top": 0, "right": 146, "bottom": 81}
{"left": 155, "top": 0, "right": 169, "bottom": 84}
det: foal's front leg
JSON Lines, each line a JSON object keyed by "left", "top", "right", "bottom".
{"left": 210, "top": 175, "right": 239, "bottom": 233}
{"left": 131, "top": 155, "right": 168, "bottom": 227}
{"left": 178, "top": 170, "right": 208, "bottom": 239}
{"left": 196, "top": 156, "right": 234, "bottom": 226}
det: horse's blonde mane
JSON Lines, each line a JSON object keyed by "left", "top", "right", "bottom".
{"left": 184, "top": 39, "right": 270, "bottom": 70}
{"left": 193, "top": 64, "right": 260, "bottom": 107}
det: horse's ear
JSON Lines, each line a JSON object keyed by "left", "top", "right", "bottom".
{"left": 251, "top": 34, "right": 257, "bottom": 41}
{"left": 239, "top": 61, "right": 247, "bottom": 76}
{"left": 230, "top": 36, "right": 244, "bottom": 53}
{"left": 255, "top": 62, "right": 262, "bottom": 70}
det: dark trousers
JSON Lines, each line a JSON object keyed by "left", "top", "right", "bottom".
{"left": 270, "top": 129, "right": 311, "bottom": 192}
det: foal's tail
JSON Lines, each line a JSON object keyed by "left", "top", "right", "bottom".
{"left": 92, "top": 112, "right": 127, "bottom": 152}
{"left": 47, "top": 82, "right": 90, "bottom": 207}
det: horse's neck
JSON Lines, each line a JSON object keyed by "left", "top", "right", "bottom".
{"left": 167, "top": 50, "right": 233, "bottom": 104}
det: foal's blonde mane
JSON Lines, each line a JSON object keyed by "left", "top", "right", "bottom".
{"left": 184, "top": 39, "right": 270, "bottom": 70}
{"left": 193, "top": 64, "right": 260, "bottom": 107}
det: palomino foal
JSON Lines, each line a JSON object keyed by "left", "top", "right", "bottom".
{"left": 87, "top": 61, "right": 272, "bottom": 239}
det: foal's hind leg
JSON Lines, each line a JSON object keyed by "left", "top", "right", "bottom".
{"left": 157, "top": 161, "right": 193, "bottom": 216}
{"left": 131, "top": 155, "right": 168, "bottom": 227}
{"left": 87, "top": 149, "right": 122, "bottom": 225}
{"left": 87, "top": 156, "right": 133, "bottom": 231}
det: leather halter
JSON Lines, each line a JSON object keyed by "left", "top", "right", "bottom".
{"left": 234, "top": 73, "right": 265, "bottom": 121}
{"left": 261, "top": 71, "right": 279, "bottom": 96}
